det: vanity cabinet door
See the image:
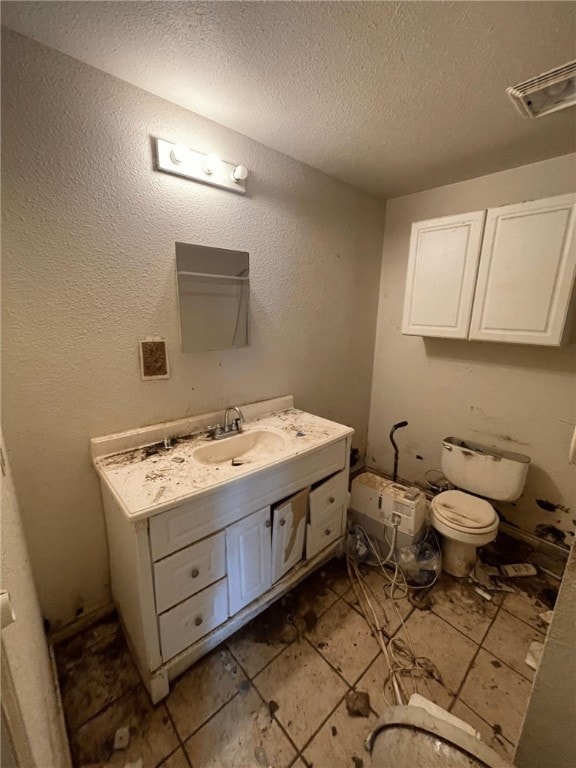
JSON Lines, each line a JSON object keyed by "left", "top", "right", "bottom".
{"left": 271, "top": 488, "right": 308, "bottom": 583}
{"left": 402, "top": 211, "right": 485, "bottom": 339}
{"left": 226, "top": 507, "right": 273, "bottom": 615}
{"left": 469, "top": 193, "right": 576, "bottom": 345}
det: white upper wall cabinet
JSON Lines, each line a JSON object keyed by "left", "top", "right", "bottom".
{"left": 402, "top": 211, "right": 486, "bottom": 338}
{"left": 402, "top": 193, "right": 576, "bottom": 346}
{"left": 469, "top": 194, "right": 576, "bottom": 345}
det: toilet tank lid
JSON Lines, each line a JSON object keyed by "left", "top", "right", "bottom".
{"left": 443, "top": 437, "right": 530, "bottom": 464}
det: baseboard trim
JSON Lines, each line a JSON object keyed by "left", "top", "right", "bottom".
{"left": 48, "top": 644, "right": 73, "bottom": 768}
{"left": 499, "top": 522, "right": 570, "bottom": 561}
{"left": 48, "top": 602, "right": 116, "bottom": 645}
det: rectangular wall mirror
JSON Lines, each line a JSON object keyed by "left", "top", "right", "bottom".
{"left": 176, "top": 242, "right": 250, "bottom": 352}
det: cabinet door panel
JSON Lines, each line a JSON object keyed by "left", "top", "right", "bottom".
{"left": 402, "top": 211, "right": 485, "bottom": 338}
{"left": 226, "top": 507, "right": 272, "bottom": 615}
{"left": 271, "top": 489, "right": 308, "bottom": 582}
{"left": 470, "top": 194, "right": 576, "bottom": 345}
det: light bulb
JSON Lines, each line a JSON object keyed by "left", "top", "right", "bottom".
{"left": 202, "top": 153, "right": 220, "bottom": 175}
{"left": 231, "top": 165, "right": 248, "bottom": 182}
{"left": 170, "top": 143, "right": 189, "bottom": 164}
{"left": 545, "top": 81, "right": 569, "bottom": 98}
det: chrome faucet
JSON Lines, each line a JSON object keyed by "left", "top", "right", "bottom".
{"left": 225, "top": 406, "right": 244, "bottom": 433}
{"left": 207, "top": 406, "right": 244, "bottom": 440}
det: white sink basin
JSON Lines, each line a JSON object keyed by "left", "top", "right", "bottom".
{"left": 193, "top": 430, "right": 285, "bottom": 466}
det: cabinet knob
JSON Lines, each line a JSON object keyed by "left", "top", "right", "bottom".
{"left": 329, "top": 496, "right": 335, "bottom": 504}
{"left": 194, "top": 616, "right": 203, "bottom": 627}
{"left": 191, "top": 568, "right": 200, "bottom": 578}
{"left": 280, "top": 518, "right": 286, "bottom": 526}
{"left": 265, "top": 519, "right": 272, "bottom": 528}
{"left": 325, "top": 528, "right": 331, "bottom": 536}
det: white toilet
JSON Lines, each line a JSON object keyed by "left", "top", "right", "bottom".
{"left": 368, "top": 694, "right": 512, "bottom": 767}
{"left": 430, "top": 437, "right": 530, "bottom": 577}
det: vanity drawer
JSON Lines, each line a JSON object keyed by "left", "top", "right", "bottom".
{"left": 306, "top": 505, "right": 345, "bottom": 559}
{"left": 153, "top": 532, "right": 226, "bottom": 614}
{"left": 309, "top": 469, "right": 348, "bottom": 525}
{"left": 159, "top": 578, "right": 228, "bottom": 662}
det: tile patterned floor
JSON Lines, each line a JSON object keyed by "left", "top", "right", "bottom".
{"left": 55, "top": 558, "right": 557, "bottom": 768}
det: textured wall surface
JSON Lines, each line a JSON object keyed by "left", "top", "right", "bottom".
{"left": 1, "top": 29, "right": 385, "bottom": 627}
{"left": 368, "top": 154, "right": 576, "bottom": 545}
{"left": 1, "top": 435, "right": 71, "bottom": 767}
{"left": 515, "top": 540, "right": 576, "bottom": 767}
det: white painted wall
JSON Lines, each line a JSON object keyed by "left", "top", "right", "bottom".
{"left": 1, "top": 435, "right": 71, "bottom": 768}
{"left": 368, "top": 154, "right": 576, "bottom": 546}
{"left": 515, "top": 540, "right": 576, "bottom": 767}
{"left": 1, "top": 29, "right": 385, "bottom": 628}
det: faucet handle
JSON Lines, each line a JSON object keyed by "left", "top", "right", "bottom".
{"left": 207, "top": 424, "right": 223, "bottom": 438}
{"left": 232, "top": 417, "right": 243, "bottom": 433}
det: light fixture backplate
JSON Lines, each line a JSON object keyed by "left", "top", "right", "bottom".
{"left": 154, "top": 138, "right": 246, "bottom": 193}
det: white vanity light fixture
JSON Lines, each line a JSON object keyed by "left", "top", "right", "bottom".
{"left": 155, "top": 138, "right": 247, "bottom": 194}
{"left": 202, "top": 153, "right": 220, "bottom": 175}
{"left": 231, "top": 164, "right": 248, "bottom": 183}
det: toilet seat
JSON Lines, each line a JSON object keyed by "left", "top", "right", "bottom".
{"left": 431, "top": 490, "right": 498, "bottom": 545}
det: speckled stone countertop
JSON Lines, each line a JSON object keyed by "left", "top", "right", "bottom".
{"left": 92, "top": 403, "right": 353, "bottom": 519}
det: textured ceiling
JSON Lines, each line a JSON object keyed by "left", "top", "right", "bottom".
{"left": 2, "top": 1, "right": 575, "bottom": 198}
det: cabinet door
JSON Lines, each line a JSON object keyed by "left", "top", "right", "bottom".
{"left": 271, "top": 489, "right": 308, "bottom": 582}
{"left": 226, "top": 507, "right": 272, "bottom": 615}
{"left": 469, "top": 193, "right": 576, "bottom": 345}
{"left": 402, "top": 211, "right": 485, "bottom": 338}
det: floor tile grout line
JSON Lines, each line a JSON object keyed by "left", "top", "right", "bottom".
{"left": 453, "top": 699, "right": 517, "bottom": 751}
{"left": 448, "top": 599, "right": 503, "bottom": 711}
{"left": 176, "top": 686, "right": 243, "bottom": 746}
{"left": 225, "top": 592, "right": 344, "bottom": 683}
{"left": 155, "top": 741, "right": 191, "bottom": 768}
{"left": 300, "top": 625, "right": 380, "bottom": 692}
{"left": 232, "top": 638, "right": 322, "bottom": 761}
{"left": 225, "top": 642, "right": 304, "bottom": 761}
{"left": 499, "top": 603, "right": 550, "bottom": 634}
{"left": 68, "top": 678, "right": 143, "bottom": 734}
{"left": 342, "top": 579, "right": 417, "bottom": 644}
{"left": 234, "top": 593, "right": 379, "bottom": 759}
{"left": 162, "top": 702, "right": 192, "bottom": 766}
{"left": 228, "top": 633, "right": 299, "bottom": 683}
{"left": 476, "top": 598, "right": 542, "bottom": 684}
{"left": 244, "top": 678, "right": 304, "bottom": 760}
{"left": 296, "top": 685, "right": 354, "bottom": 760}
{"left": 474, "top": 645, "right": 537, "bottom": 685}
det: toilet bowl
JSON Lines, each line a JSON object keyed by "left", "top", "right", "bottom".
{"left": 368, "top": 697, "right": 511, "bottom": 767}
{"left": 429, "top": 437, "right": 530, "bottom": 578}
{"left": 430, "top": 489, "right": 499, "bottom": 577}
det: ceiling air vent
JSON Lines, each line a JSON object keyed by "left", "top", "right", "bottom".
{"left": 507, "top": 60, "right": 576, "bottom": 118}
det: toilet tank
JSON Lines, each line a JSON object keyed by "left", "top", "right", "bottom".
{"left": 441, "top": 437, "right": 530, "bottom": 502}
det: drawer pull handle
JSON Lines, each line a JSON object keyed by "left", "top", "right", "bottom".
{"left": 194, "top": 616, "right": 203, "bottom": 627}
{"left": 191, "top": 568, "right": 200, "bottom": 578}
{"left": 280, "top": 519, "right": 286, "bottom": 526}
{"left": 325, "top": 528, "right": 332, "bottom": 536}
{"left": 329, "top": 496, "right": 335, "bottom": 504}
{"left": 265, "top": 519, "right": 272, "bottom": 528}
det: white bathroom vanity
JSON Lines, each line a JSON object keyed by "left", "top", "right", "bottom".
{"left": 91, "top": 396, "right": 353, "bottom": 702}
